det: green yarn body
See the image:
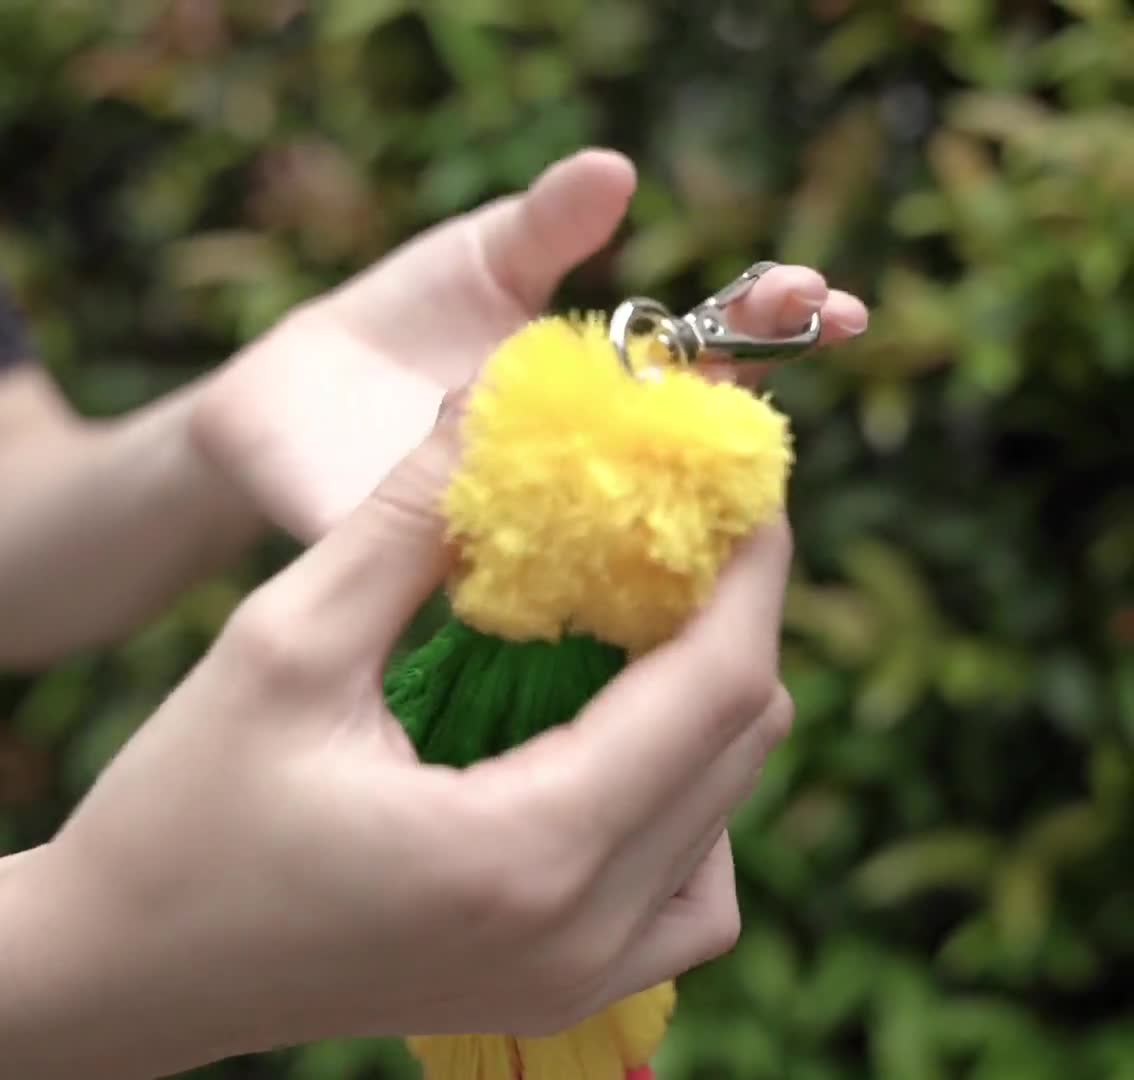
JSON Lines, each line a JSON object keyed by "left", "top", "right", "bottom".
{"left": 384, "top": 618, "right": 627, "bottom": 767}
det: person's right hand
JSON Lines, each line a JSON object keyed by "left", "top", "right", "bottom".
{"left": 1, "top": 399, "right": 794, "bottom": 1079}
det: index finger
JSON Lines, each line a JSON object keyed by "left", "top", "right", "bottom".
{"left": 696, "top": 266, "right": 869, "bottom": 390}
{"left": 544, "top": 517, "right": 793, "bottom": 844}
{"left": 722, "top": 264, "right": 869, "bottom": 345}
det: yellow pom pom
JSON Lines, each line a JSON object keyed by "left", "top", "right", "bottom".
{"left": 444, "top": 314, "right": 793, "bottom": 654}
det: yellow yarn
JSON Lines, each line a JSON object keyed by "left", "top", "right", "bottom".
{"left": 444, "top": 315, "right": 793, "bottom": 654}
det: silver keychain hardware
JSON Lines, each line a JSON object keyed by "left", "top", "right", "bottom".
{"left": 609, "top": 260, "right": 822, "bottom": 375}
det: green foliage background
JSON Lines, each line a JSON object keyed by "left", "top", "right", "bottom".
{"left": 2, "top": 0, "right": 1132, "bottom": 1077}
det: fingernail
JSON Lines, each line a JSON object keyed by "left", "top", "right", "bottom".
{"left": 833, "top": 312, "right": 868, "bottom": 336}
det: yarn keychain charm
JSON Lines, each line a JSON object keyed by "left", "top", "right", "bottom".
{"left": 385, "top": 261, "right": 818, "bottom": 1080}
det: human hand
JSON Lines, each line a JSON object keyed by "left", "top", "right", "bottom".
{"left": 2, "top": 401, "right": 795, "bottom": 1078}
{"left": 192, "top": 147, "right": 868, "bottom": 542}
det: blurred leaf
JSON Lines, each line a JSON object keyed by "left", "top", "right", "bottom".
{"left": 782, "top": 104, "right": 883, "bottom": 267}
{"left": 62, "top": 701, "right": 149, "bottom": 794}
{"left": 1041, "top": 921, "right": 1100, "bottom": 989}
{"left": 859, "top": 378, "right": 914, "bottom": 452}
{"left": 785, "top": 581, "right": 882, "bottom": 666}
{"left": 909, "top": 0, "right": 990, "bottom": 32}
{"left": 781, "top": 661, "right": 847, "bottom": 725}
{"left": 871, "top": 963, "right": 946, "bottom": 1080}
{"left": 415, "top": 150, "right": 490, "bottom": 216}
{"left": 1019, "top": 802, "right": 1111, "bottom": 871}
{"left": 318, "top": 0, "right": 408, "bottom": 40}
{"left": 940, "top": 914, "right": 997, "bottom": 978}
{"left": 931, "top": 994, "right": 1035, "bottom": 1054}
{"left": 937, "top": 636, "right": 1032, "bottom": 708}
{"left": 288, "top": 1039, "right": 416, "bottom": 1080}
{"left": 990, "top": 856, "right": 1051, "bottom": 961}
{"left": 818, "top": 11, "right": 897, "bottom": 83}
{"left": 855, "top": 637, "right": 930, "bottom": 728}
{"left": 842, "top": 540, "right": 940, "bottom": 633}
{"left": 424, "top": 11, "right": 505, "bottom": 89}
{"left": 1089, "top": 741, "right": 1134, "bottom": 809}
{"left": 1036, "top": 650, "right": 1102, "bottom": 735}
{"left": 12, "top": 661, "right": 98, "bottom": 743}
{"left": 775, "top": 785, "right": 854, "bottom": 857}
{"left": 798, "top": 936, "right": 882, "bottom": 1038}
{"left": 615, "top": 219, "right": 702, "bottom": 291}
{"left": 855, "top": 830, "right": 1001, "bottom": 905}
{"left": 735, "top": 925, "right": 801, "bottom": 1015}
{"left": 168, "top": 230, "right": 285, "bottom": 287}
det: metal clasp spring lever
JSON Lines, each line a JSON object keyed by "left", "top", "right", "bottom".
{"left": 609, "top": 260, "right": 821, "bottom": 375}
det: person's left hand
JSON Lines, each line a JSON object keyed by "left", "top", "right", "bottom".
{"left": 192, "top": 148, "right": 869, "bottom": 543}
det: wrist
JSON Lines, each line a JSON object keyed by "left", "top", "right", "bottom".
{"left": 169, "top": 381, "right": 267, "bottom": 557}
{"left": 83, "top": 381, "right": 266, "bottom": 560}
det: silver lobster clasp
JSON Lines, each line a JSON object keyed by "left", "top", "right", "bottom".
{"left": 609, "top": 260, "right": 822, "bottom": 376}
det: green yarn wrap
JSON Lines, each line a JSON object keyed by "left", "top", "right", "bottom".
{"left": 384, "top": 618, "right": 627, "bottom": 767}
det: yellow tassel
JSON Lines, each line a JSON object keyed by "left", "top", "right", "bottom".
{"left": 408, "top": 983, "right": 676, "bottom": 1080}
{"left": 406, "top": 1033, "right": 517, "bottom": 1079}
{"left": 603, "top": 982, "right": 677, "bottom": 1066}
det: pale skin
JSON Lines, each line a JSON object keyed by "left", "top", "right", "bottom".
{"left": 0, "top": 149, "right": 869, "bottom": 1076}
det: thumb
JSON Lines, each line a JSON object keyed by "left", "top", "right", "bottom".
{"left": 257, "top": 386, "right": 469, "bottom": 670}
{"left": 476, "top": 148, "right": 637, "bottom": 314}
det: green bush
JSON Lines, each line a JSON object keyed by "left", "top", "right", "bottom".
{"left": 2, "top": 1, "right": 1131, "bottom": 1077}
